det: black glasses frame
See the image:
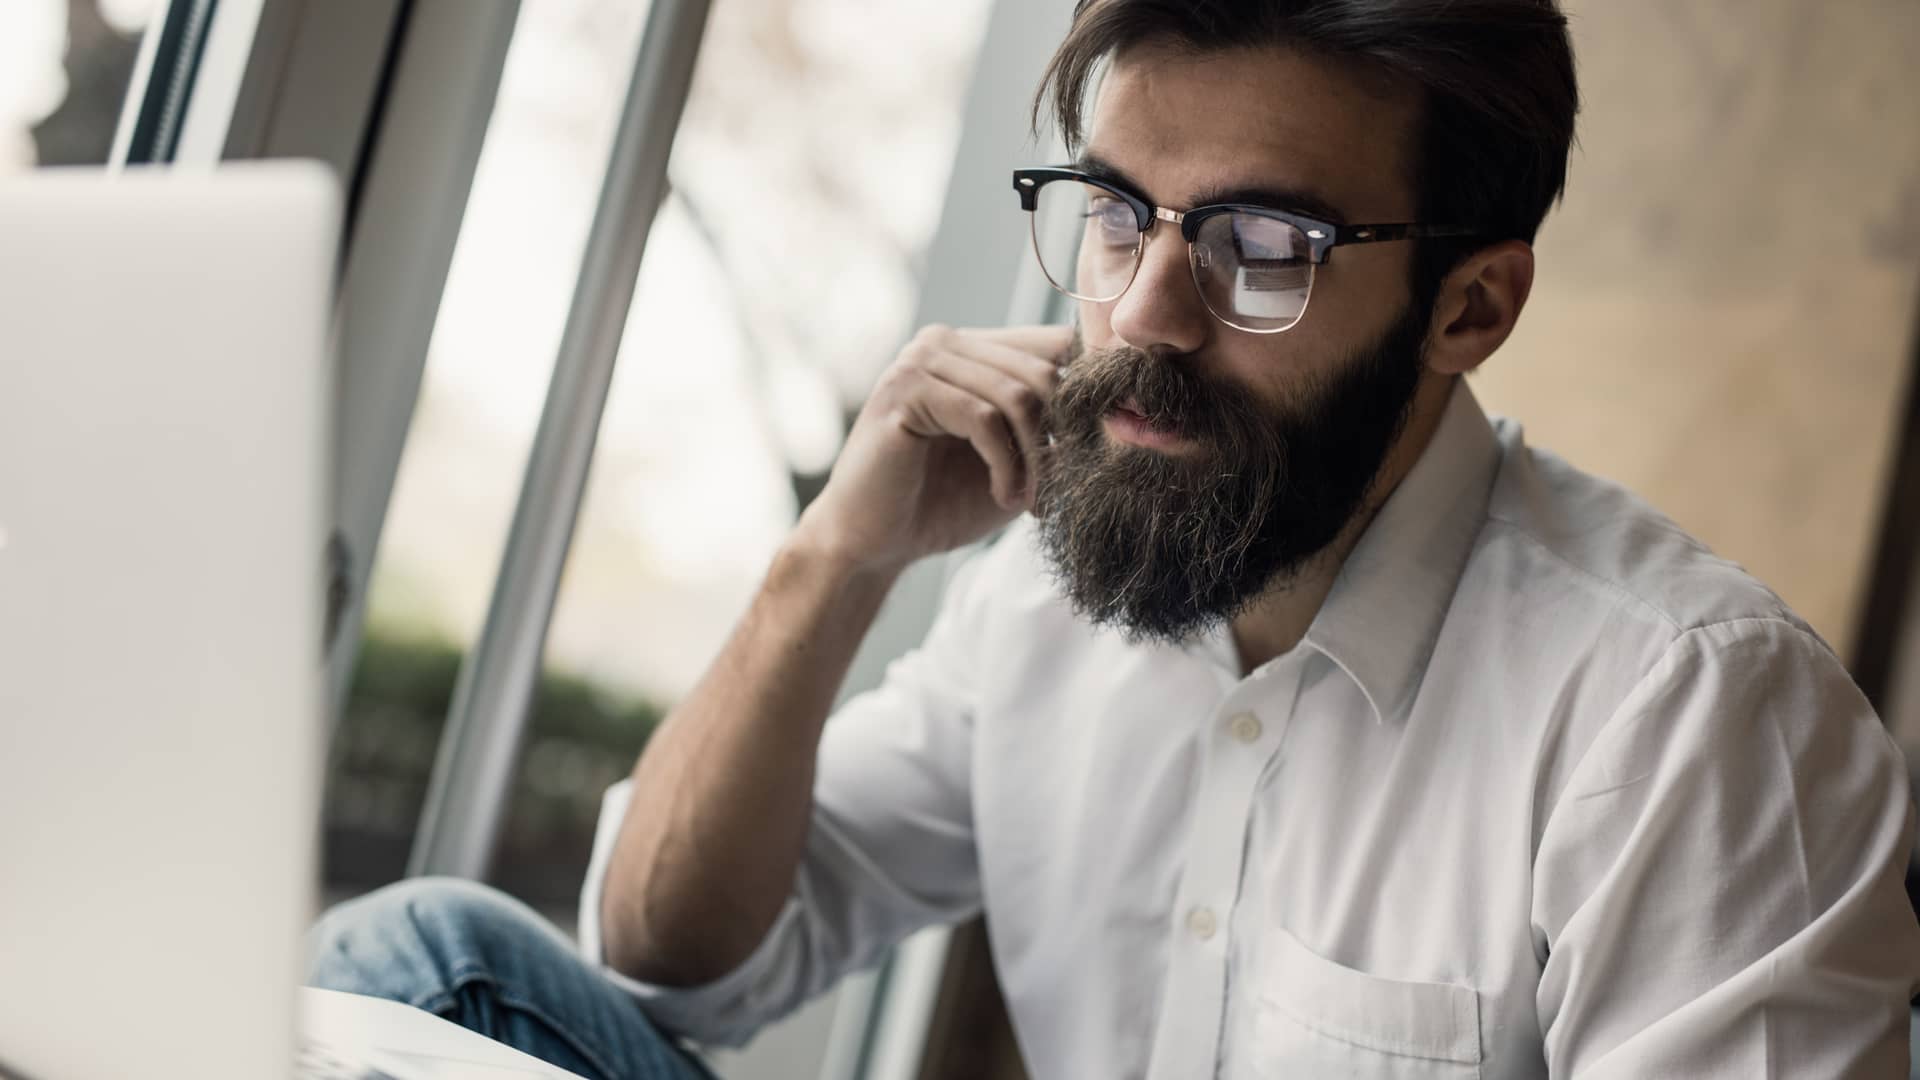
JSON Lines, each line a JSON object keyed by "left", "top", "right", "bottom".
{"left": 1012, "top": 166, "right": 1478, "bottom": 266}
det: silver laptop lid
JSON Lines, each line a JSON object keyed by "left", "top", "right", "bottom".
{"left": 0, "top": 164, "right": 336, "bottom": 1080}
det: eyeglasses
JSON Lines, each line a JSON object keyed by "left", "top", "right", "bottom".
{"left": 1013, "top": 166, "right": 1477, "bottom": 334}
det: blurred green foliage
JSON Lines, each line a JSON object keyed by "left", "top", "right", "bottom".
{"left": 324, "top": 630, "right": 664, "bottom": 902}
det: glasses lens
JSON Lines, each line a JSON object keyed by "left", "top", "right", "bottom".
{"left": 1030, "top": 180, "right": 1141, "bottom": 303}
{"left": 1191, "top": 212, "right": 1314, "bottom": 332}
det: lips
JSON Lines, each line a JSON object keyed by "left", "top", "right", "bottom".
{"left": 1113, "top": 396, "right": 1171, "bottom": 432}
{"left": 1101, "top": 396, "right": 1193, "bottom": 452}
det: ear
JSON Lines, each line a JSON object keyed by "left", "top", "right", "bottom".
{"left": 1424, "top": 240, "right": 1534, "bottom": 376}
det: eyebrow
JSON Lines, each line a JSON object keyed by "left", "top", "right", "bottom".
{"left": 1074, "top": 151, "right": 1350, "bottom": 225}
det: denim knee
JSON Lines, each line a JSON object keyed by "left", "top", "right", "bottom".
{"left": 307, "top": 876, "right": 558, "bottom": 1009}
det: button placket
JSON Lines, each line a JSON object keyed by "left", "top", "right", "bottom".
{"left": 1144, "top": 661, "right": 1304, "bottom": 1080}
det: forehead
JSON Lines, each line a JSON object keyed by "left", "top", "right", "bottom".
{"left": 1083, "top": 43, "right": 1422, "bottom": 222}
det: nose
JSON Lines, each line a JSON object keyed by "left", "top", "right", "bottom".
{"left": 1106, "top": 221, "right": 1211, "bottom": 356}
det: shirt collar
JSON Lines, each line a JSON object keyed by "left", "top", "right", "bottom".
{"left": 1300, "top": 379, "right": 1501, "bottom": 724}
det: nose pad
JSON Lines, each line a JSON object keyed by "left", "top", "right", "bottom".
{"left": 1192, "top": 243, "right": 1214, "bottom": 272}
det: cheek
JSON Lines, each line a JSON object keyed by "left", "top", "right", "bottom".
{"left": 1217, "top": 352, "right": 1299, "bottom": 415}
{"left": 1260, "top": 265, "right": 1415, "bottom": 379}
{"left": 1075, "top": 298, "right": 1116, "bottom": 346}
{"left": 1306, "top": 256, "right": 1415, "bottom": 339}
{"left": 1206, "top": 331, "right": 1344, "bottom": 410}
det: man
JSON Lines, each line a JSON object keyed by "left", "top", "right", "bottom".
{"left": 311, "top": 1, "right": 1920, "bottom": 1076}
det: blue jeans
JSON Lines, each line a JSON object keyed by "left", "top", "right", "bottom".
{"left": 308, "top": 877, "right": 718, "bottom": 1080}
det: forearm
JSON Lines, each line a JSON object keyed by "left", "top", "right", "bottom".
{"left": 598, "top": 323, "right": 1066, "bottom": 987}
{"left": 599, "top": 532, "right": 901, "bottom": 986}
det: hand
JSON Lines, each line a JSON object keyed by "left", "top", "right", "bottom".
{"left": 792, "top": 323, "right": 1074, "bottom": 575}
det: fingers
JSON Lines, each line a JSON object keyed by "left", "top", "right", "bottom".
{"left": 909, "top": 326, "right": 1073, "bottom": 507}
{"left": 921, "top": 358, "right": 1047, "bottom": 503}
{"left": 973, "top": 324, "right": 1076, "bottom": 366}
{"left": 898, "top": 376, "right": 1026, "bottom": 510}
{"left": 948, "top": 330, "right": 1068, "bottom": 393}
{"left": 880, "top": 323, "right": 1075, "bottom": 511}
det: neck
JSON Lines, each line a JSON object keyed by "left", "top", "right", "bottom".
{"left": 1228, "top": 373, "right": 1455, "bottom": 674}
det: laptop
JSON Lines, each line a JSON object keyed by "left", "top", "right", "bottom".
{"left": 0, "top": 166, "right": 579, "bottom": 1080}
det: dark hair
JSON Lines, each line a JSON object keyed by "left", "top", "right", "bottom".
{"left": 1034, "top": 0, "right": 1579, "bottom": 308}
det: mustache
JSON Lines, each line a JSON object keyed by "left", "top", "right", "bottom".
{"left": 1044, "top": 341, "right": 1266, "bottom": 450}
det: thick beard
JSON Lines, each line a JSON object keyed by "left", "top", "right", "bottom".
{"left": 1032, "top": 307, "right": 1429, "bottom": 645}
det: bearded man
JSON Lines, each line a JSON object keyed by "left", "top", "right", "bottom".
{"left": 311, "top": 1, "right": 1920, "bottom": 1076}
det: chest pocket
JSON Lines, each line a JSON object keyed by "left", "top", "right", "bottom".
{"left": 1250, "top": 928, "right": 1483, "bottom": 1079}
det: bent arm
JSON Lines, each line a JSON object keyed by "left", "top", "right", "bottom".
{"left": 1533, "top": 619, "right": 1920, "bottom": 1077}
{"left": 599, "top": 537, "right": 899, "bottom": 987}
{"left": 593, "top": 324, "right": 1065, "bottom": 1000}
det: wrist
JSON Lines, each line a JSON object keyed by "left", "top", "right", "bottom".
{"left": 780, "top": 516, "right": 908, "bottom": 592}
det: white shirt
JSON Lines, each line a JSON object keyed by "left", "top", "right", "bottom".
{"left": 578, "top": 381, "right": 1920, "bottom": 1078}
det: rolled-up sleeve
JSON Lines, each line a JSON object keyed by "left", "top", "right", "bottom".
{"left": 575, "top": 545, "right": 999, "bottom": 1047}
{"left": 1532, "top": 618, "right": 1920, "bottom": 1077}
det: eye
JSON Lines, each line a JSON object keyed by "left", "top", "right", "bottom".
{"left": 1084, "top": 196, "right": 1138, "bottom": 244}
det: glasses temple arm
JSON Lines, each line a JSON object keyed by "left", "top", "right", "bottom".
{"left": 1333, "top": 223, "right": 1481, "bottom": 245}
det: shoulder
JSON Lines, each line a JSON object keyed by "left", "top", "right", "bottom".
{"left": 1473, "top": 416, "right": 1813, "bottom": 649}
{"left": 1459, "top": 420, "right": 1884, "bottom": 812}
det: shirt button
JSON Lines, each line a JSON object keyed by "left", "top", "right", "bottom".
{"left": 1187, "top": 906, "right": 1218, "bottom": 941}
{"left": 1228, "top": 711, "right": 1262, "bottom": 743}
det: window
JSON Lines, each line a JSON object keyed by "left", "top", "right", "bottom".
{"left": 322, "top": 0, "right": 652, "bottom": 905}
{"left": 495, "top": 0, "right": 996, "bottom": 926}
{"left": 3, "top": 0, "right": 157, "bottom": 171}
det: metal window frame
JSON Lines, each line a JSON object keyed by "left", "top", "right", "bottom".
{"left": 112, "top": 0, "right": 220, "bottom": 164}
{"left": 406, "top": 0, "right": 715, "bottom": 880}
{"left": 318, "top": 0, "right": 522, "bottom": 715}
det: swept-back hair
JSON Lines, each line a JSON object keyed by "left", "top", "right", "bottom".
{"left": 1035, "top": 0, "right": 1579, "bottom": 302}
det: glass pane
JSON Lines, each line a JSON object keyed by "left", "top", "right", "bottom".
{"left": 488, "top": 0, "right": 996, "bottom": 931}
{"left": 3, "top": 0, "right": 159, "bottom": 171}
{"left": 322, "top": 0, "right": 652, "bottom": 909}
{"left": 1196, "top": 214, "right": 1311, "bottom": 329}
{"left": 1032, "top": 179, "right": 1139, "bottom": 302}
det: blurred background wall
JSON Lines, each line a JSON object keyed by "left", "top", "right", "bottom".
{"left": 1474, "top": 0, "right": 1920, "bottom": 738}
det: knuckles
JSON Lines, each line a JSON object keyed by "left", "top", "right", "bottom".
{"left": 905, "top": 323, "right": 955, "bottom": 366}
{"left": 880, "top": 324, "right": 1053, "bottom": 438}
{"left": 913, "top": 323, "right": 955, "bottom": 347}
